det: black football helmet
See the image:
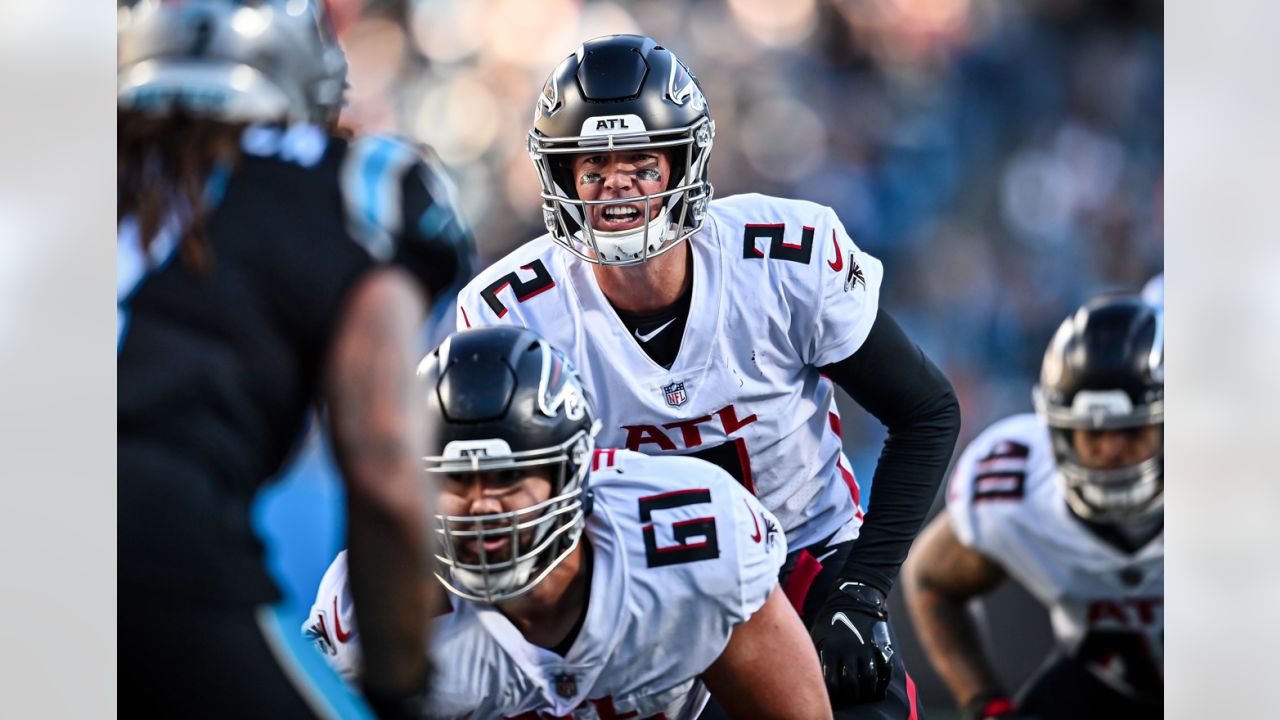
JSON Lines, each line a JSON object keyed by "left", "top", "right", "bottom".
{"left": 528, "top": 34, "right": 714, "bottom": 266}
{"left": 1033, "top": 294, "right": 1164, "bottom": 524}
{"left": 418, "top": 327, "right": 599, "bottom": 602}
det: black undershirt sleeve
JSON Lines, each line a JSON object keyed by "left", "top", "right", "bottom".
{"left": 819, "top": 308, "right": 962, "bottom": 595}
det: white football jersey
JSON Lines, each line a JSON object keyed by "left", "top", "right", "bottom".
{"left": 456, "top": 194, "right": 884, "bottom": 551}
{"left": 305, "top": 450, "right": 787, "bottom": 719}
{"left": 946, "top": 413, "right": 1164, "bottom": 701}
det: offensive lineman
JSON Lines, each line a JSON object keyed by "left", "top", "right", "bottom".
{"left": 305, "top": 327, "right": 832, "bottom": 719}
{"left": 903, "top": 295, "right": 1164, "bottom": 720}
{"left": 455, "top": 35, "right": 960, "bottom": 715}
{"left": 118, "top": 0, "right": 470, "bottom": 715}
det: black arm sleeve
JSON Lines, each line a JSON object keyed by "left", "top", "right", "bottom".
{"left": 819, "top": 308, "right": 961, "bottom": 594}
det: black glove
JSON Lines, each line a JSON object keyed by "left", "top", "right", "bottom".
{"left": 962, "top": 694, "right": 1039, "bottom": 720}
{"left": 809, "top": 579, "right": 895, "bottom": 708}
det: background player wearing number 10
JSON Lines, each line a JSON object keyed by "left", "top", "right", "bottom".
{"left": 456, "top": 34, "right": 961, "bottom": 716}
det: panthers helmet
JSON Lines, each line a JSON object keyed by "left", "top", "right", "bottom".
{"left": 419, "top": 327, "right": 600, "bottom": 603}
{"left": 528, "top": 34, "right": 715, "bottom": 266}
{"left": 1033, "top": 295, "right": 1164, "bottom": 524}
{"left": 117, "top": 0, "right": 348, "bottom": 123}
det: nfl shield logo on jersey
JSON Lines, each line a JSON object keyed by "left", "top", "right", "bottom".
{"left": 553, "top": 672, "right": 577, "bottom": 698}
{"left": 662, "top": 381, "right": 688, "bottom": 407}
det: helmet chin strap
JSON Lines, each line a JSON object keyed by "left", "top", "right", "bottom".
{"left": 578, "top": 208, "right": 676, "bottom": 263}
{"left": 451, "top": 552, "right": 540, "bottom": 602}
{"left": 1059, "top": 455, "right": 1163, "bottom": 526}
{"left": 448, "top": 518, "right": 586, "bottom": 603}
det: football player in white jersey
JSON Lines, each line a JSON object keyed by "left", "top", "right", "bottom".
{"left": 455, "top": 35, "right": 960, "bottom": 717}
{"left": 305, "top": 326, "right": 831, "bottom": 719}
{"left": 903, "top": 295, "right": 1163, "bottom": 720}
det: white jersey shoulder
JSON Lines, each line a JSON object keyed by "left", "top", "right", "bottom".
{"left": 455, "top": 234, "right": 562, "bottom": 330}
{"left": 301, "top": 550, "right": 363, "bottom": 682}
{"left": 946, "top": 413, "right": 1164, "bottom": 700}
{"left": 456, "top": 194, "right": 882, "bottom": 551}
{"left": 946, "top": 413, "right": 1054, "bottom": 553}
{"left": 305, "top": 450, "right": 786, "bottom": 720}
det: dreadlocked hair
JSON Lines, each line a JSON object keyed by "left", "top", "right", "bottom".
{"left": 117, "top": 109, "right": 248, "bottom": 273}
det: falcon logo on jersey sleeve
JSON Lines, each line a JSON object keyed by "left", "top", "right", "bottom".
{"left": 304, "top": 614, "right": 335, "bottom": 656}
{"left": 843, "top": 253, "right": 866, "bottom": 292}
{"left": 763, "top": 512, "right": 781, "bottom": 552}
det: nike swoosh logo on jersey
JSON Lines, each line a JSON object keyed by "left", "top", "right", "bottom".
{"left": 814, "top": 547, "right": 840, "bottom": 564}
{"left": 333, "top": 596, "right": 351, "bottom": 643}
{"left": 831, "top": 612, "right": 865, "bottom": 643}
{"left": 634, "top": 318, "right": 676, "bottom": 343}
{"left": 744, "top": 498, "right": 762, "bottom": 543}
{"left": 827, "top": 230, "right": 843, "bottom": 271}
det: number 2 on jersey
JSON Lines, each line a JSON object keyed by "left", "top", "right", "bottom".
{"left": 479, "top": 260, "right": 556, "bottom": 318}
{"left": 742, "top": 223, "right": 815, "bottom": 264}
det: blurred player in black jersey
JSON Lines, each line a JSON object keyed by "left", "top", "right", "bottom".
{"left": 117, "top": 1, "right": 471, "bottom": 716}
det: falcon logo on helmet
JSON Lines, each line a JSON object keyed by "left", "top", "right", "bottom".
{"left": 536, "top": 73, "right": 562, "bottom": 121}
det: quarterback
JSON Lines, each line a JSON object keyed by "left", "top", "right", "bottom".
{"left": 903, "top": 295, "right": 1164, "bottom": 720}
{"left": 456, "top": 34, "right": 960, "bottom": 714}
{"left": 306, "top": 327, "right": 831, "bottom": 719}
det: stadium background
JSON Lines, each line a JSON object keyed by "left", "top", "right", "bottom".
{"left": 254, "top": 0, "right": 1163, "bottom": 714}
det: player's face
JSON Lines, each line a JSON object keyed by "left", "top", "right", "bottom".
{"left": 1071, "top": 425, "right": 1162, "bottom": 470}
{"left": 571, "top": 149, "right": 672, "bottom": 232}
{"left": 439, "top": 468, "right": 554, "bottom": 565}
